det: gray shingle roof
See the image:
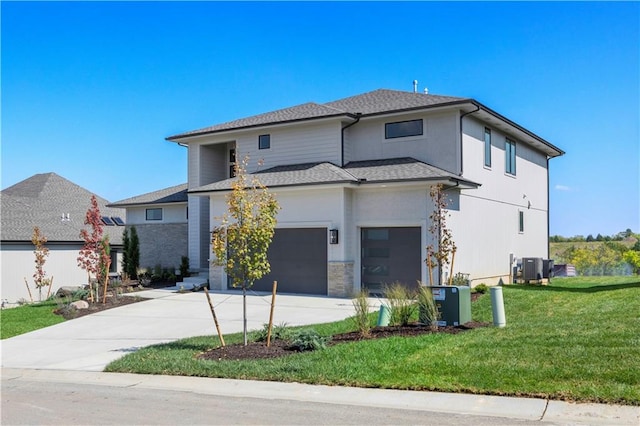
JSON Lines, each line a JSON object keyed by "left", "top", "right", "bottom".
{"left": 344, "top": 158, "right": 476, "bottom": 185}
{"left": 168, "top": 102, "right": 348, "bottom": 139}
{"left": 189, "top": 158, "right": 479, "bottom": 193}
{"left": 167, "top": 89, "right": 468, "bottom": 140}
{"left": 324, "top": 89, "right": 468, "bottom": 115}
{"left": 1, "top": 173, "right": 125, "bottom": 243}
{"left": 109, "top": 183, "right": 188, "bottom": 207}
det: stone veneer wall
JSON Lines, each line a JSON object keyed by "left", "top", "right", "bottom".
{"left": 328, "top": 261, "right": 354, "bottom": 298}
{"left": 209, "top": 265, "right": 224, "bottom": 290}
{"left": 132, "top": 223, "right": 188, "bottom": 271}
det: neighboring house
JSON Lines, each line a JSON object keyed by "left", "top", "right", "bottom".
{"left": 108, "top": 183, "right": 188, "bottom": 272}
{"left": 164, "top": 88, "right": 563, "bottom": 297}
{"left": 1, "top": 173, "right": 125, "bottom": 303}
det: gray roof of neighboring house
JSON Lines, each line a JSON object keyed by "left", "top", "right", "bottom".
{"left": 167, "top": 89, "right": 468, "bottom": 140}
{"left": 1, "top": 173, "right": 125, "bottom": 244}
{"left": 108, "top": 183, "right": 188, "bottom": 207}
{"left": 189, "top": 158, "right": 479, "bottom": 193}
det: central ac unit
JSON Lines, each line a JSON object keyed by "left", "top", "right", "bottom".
{"left": 523, "top": 257, "right": 543, "bottom": 281}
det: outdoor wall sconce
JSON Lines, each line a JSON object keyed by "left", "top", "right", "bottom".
{"left": 329, "top": 229, "right": 339, "bottom": 244}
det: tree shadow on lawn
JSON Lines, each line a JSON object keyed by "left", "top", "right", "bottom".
{"left": 507, "top": 280, "right": 640, "bottom": 294}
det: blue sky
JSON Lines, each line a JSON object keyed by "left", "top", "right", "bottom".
{"left": 2, "top": 1, "right": 638, "bottom": 237}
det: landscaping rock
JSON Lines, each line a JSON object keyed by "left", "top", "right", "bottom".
{"left": 70, "top": 300, "right": 89, "bottom": 310}
{"left": 56, "top": 286, "right": 83, "bottom": 297}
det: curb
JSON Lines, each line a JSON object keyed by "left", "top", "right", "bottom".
{"left": 3, "top": 368, "right": 638, "bottom": 425}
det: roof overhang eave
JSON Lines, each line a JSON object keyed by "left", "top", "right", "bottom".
{"left": 166, "top": 112, "right": 356, "bottom": 142}
{"left": 464, "top": 101, "right": 565, "bottom": 158}
{"left": 188, "top": 176, "right": 479, "bottom": 195}
{"left": 188, "top": 179, "right": 357, "bottom": 195}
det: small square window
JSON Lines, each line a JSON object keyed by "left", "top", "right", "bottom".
{"left": 259, "top": 134, "right": 270, "bottom": 150}
{"left": 146, "top": 208, "right": 162, "bottom": 221}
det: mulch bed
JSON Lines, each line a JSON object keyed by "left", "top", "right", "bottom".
{"left": 53, "top": 281, "right": 176, "bottom": 320}
{"left": 197, "top": 321, "right": 489, "bottom": 362}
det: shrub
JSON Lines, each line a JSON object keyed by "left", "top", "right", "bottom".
{"left": 252, "top": 322, "right": 292, "bottom": 343}
{"left": 416, "top": 286, "right": 439, "bottom": 330}
{"left": 472, "top": 284, "right": 489, "bottom": 294}
{"left": 384, "top": 282, "right": 416, "bottom": 326}
{"left": 290, "top": 328, "right": 329, "bottom": 352}
{"left": 351, "top": 290, "right": 372, "bottom": 337}
{"left": 180, "top": 256, "right": 190, "bottom": 278}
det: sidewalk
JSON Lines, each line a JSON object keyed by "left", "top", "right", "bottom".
{"left": 2, "top": 368, "right": 638, "bottom": 425}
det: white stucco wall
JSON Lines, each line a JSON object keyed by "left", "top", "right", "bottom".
{"left": 1, "top": 244, "right": 123, "bottom": 304}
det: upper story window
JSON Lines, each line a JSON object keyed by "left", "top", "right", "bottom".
{"left": 484, "top": 128, "right": 492, "bottom": 168}
{"left": 505, "top": 139, "right": 516, "bottom": 175}
{"left": 146, "top": 208, "right": 163, "bottom": 221}
{"left": 229, "top": 148, "right": 236, "bottom": 178}
{"left": 385, "top": 119, "right": 423, "bottom": 139}
{"left": 258, "top": 134, "right": 270, "bottom": 149}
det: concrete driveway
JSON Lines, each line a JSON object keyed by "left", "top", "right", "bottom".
{"left": 0, "top": 289, "right": 368, "bottom": 371}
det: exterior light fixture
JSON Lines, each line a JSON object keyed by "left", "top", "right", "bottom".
{"left": 329, "top": 229, "right": 339, "bottom": 244}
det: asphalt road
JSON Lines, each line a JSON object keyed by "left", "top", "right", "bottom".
{"left": 2, "top": 379, "right": 553, "bottom": 426}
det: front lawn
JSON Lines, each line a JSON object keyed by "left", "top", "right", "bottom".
{"left": 0, "top": 300, "right": 65, "bottom": 339}
{"left": 105, "top": 276, "right": 640, "bottom": 405}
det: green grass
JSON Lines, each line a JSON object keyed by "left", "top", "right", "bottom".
{"left": 106, "top": 276, "right": 640, "bottom": 405}
{"left": 1, "top": 299, "right": 65, "bottom": 339}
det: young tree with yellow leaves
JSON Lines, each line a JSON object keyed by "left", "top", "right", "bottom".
{"left": 211, "top": 157, "right": 280, "bottom": 345}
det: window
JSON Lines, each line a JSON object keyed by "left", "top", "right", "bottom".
{"left": 229, "top": 148, "right": 236, "bottom": 177}
{"left": 505, "top": 139, "right": 516, "bottom": 175}
{"left": 258, "top": 134, "right": 270, "bottom": 149}
{"left": 519, "top": 211, "right": 524, "bottom": 233}
{"left": 146, "top": 208, "right": 162, "bottom": 221}
{"left": 385, "top": 119, "right": 423, "bottom": 139}
{"left": 484, "top": 128, "right": 492, "bottom": 167}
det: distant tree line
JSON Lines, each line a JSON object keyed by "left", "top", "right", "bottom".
{"left": 551, "top": 229, "right": 640, "bottom": 276}
{"left": 550, "top": 229, "right": 636, "bottom": 243}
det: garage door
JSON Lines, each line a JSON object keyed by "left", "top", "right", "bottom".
{"left": 252, "top": 228, "right": 328, "bottom": 295}
{"left": 361, "top": 227, "right": 421, "bottom": 294}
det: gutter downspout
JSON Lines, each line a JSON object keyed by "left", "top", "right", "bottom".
{"left": 341, "top": 113, "right": 361, "bottom": 167}
{"left": 547, "top": 157, "right": 550, "bottom": 260}
{"left": 459, "top": 104, "right": 481, "bottom": 176}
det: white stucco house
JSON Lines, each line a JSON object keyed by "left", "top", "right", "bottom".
{"left": 0, "top": 173, "right": 125, "bottom": 304}
{"left": 163, "top": 88, "right": 563, "bottom": 297}
{"left": 108, "top": 183, "right": 188, "bottom": 272}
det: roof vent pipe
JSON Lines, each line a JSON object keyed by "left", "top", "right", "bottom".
{"left": 413, "top": 80, "right": 418, "bottom": 93}
{"left": 424, "top": 87, "right": 429, "bottom": 95}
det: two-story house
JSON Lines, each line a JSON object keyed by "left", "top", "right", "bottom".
{"left": 165, "top": 89, "right": 563, "bottom": 297}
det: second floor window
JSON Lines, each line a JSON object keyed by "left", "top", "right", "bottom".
{"left": 505, "top": 139, "right": 516, "bottom": 175}
{"left": 385, "top": 119, "right": 423, "bottom": 139}
{"left": 484, "top": 128, "right": 492, "bottom": 167}
{"left": 229, "top": 148, "right": 236, "bottom": 177}
{"left": 259, "top": 134, "right": 270, "bottom": 149}
{"left": 146, "top": 208, "right": 163, "bottom": 221}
